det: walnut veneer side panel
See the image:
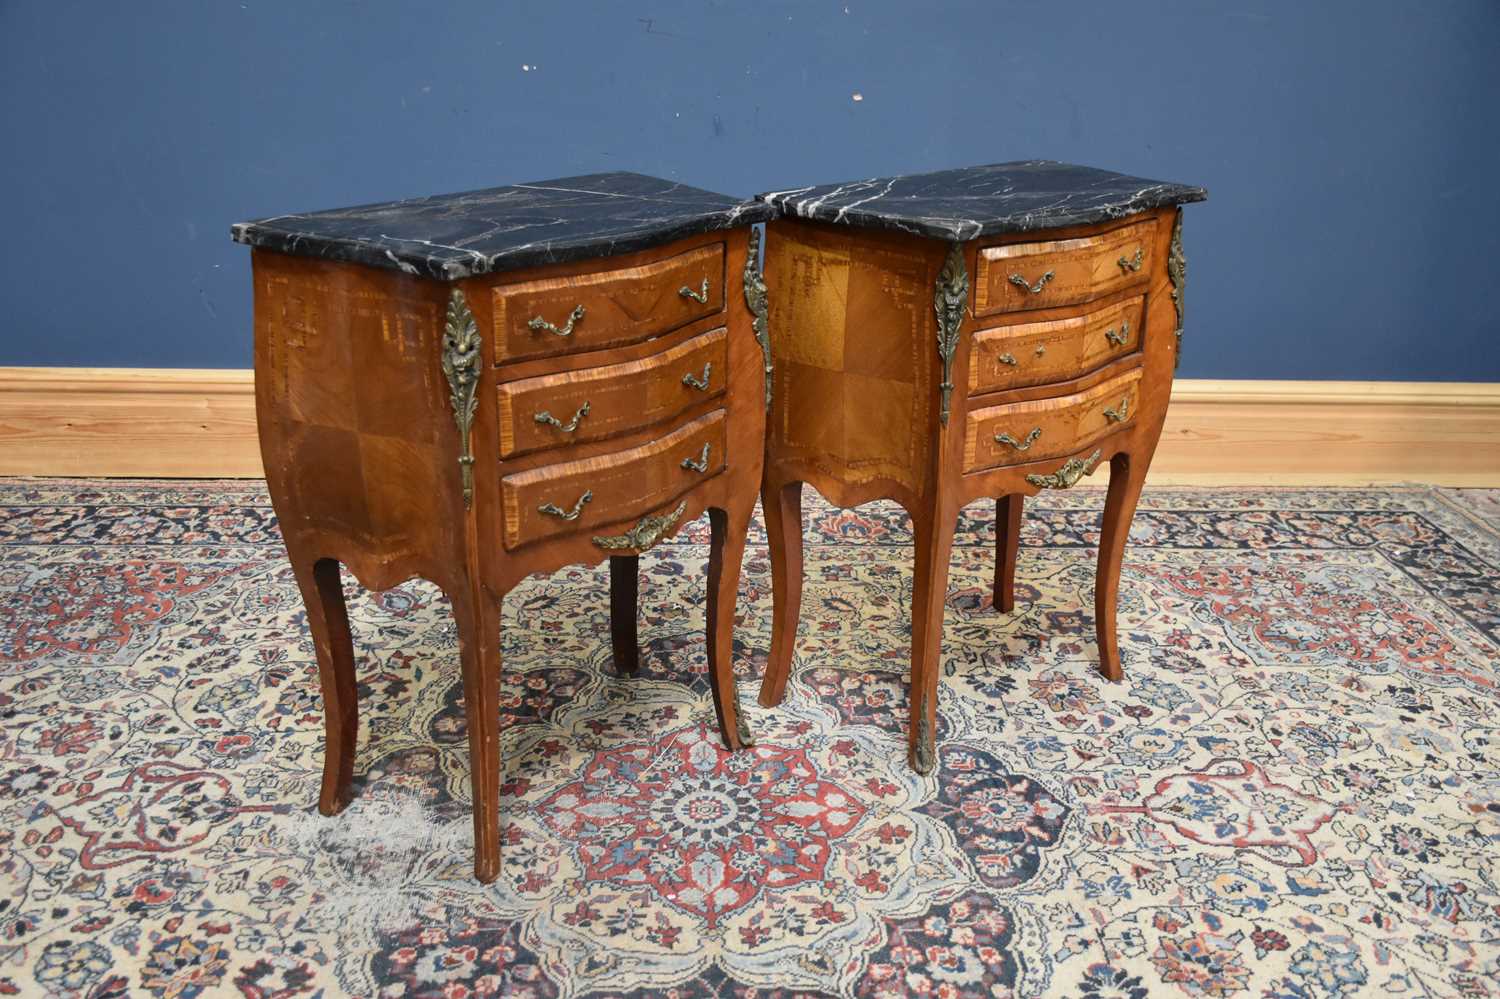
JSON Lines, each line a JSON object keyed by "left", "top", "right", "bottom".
{"left": 251, "top": 250, "right": 469, "bottom": 593}
{"left": 763, "top": 218, "right": 942, "bottom": 508}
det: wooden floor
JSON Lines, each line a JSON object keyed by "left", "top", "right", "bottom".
{"left": 1, "top": 367, "right": 1497, "bottom": 485}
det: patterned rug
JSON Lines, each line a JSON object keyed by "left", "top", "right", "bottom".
{"left": 1, "top": 479, "right": 1498, "bottom": 999}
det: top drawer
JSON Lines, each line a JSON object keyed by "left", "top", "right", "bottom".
{"left": 974, "top": 219, "right": 1155, "bottom": 317}
{"left": 492, "top": 243, "right": 725, "bottom": 364}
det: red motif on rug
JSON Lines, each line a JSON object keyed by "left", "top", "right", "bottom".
{"left": 540, "top": 724, "right": 866, "bottom": 926}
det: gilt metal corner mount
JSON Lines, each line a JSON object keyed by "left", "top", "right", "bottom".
{"left": 441, "top": 289, "right": 482, "bottom": 508}
{"left": 934, "top": 242, "right": 969, "bottom": 427}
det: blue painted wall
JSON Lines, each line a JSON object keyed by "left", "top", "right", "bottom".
{"left": 2, "top": 0, "right": 1497, "bottom": 380}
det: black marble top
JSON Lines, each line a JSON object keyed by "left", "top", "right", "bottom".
{"left": 758, "top": 160, "right": 1205, "bottom": 242}
{"left": 231, "top": 172, "right": 773, "bottom": 281}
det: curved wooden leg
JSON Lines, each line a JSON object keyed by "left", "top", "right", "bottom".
{"left": 289, "top": 555, "right": 358, "bottom": 816}
{"left": 707, "top": 506, "right": 753, "bottom": 750}
{"left": 609, "top": 555, "right": 639, "bottom": 676}
{"left": 757, "top": 479, "right": 803, "bottom": 709}
{"left": 993, "top": 493, "right": 1023, "bottom": 613}
{"left": 1096, "top": 452, "right": 1149, "bottom": 683}
{"left": 454, "top": 586, "right": 504, "bottom": 883}
{"left": 908, "top": 503, "right": 958, "bottom": 775}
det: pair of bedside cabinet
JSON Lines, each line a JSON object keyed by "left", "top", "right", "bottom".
{"left": 232, "top": 162, "right": 1205, "bottom": 881}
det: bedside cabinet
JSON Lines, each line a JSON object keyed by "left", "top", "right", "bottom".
{"left": 232, "top": 173, "right": 774, "bottom": 881}
{"left": 755, "top": 161, "right": 1205, "bottom": 774}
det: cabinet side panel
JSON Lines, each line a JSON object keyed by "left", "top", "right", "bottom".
{"left": 252, "top": 249, "right": 469, "bottom": 591}
{"left": 764, "top": 219, "right": 935, "bottom": 495}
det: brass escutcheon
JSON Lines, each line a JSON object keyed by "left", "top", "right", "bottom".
{"left": 1026, "top": 450, "right": 1103, "bottom": 490}
{"left": 592, "top": 501, "right": 687, "bottom": 552}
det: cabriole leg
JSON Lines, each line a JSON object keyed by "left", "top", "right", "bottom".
{"left": 757, "top": 479, "right": 804, "bottom": 708}
{"left": 908, "top": 504, "right": 958, "bottom": 775}
{"left": 289, "top": 554, "right": 359, "bottom": 816}
{"left": 708, "top": 506, "right": 754, "bottom": 750}
{"left": 454, "top": 586, "right": 504, "bottom": 883}
{"left": 1095, "top": 452, "right": 1149, "bottom": 683}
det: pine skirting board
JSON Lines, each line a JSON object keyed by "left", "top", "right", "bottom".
{"left": 0, "top": 367, "right": 1496, "bottom": 485}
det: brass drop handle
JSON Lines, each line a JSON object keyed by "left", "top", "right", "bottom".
{"left": 1105, "top": 322, "right": 1130, "bottom": 347}
{"left": 1103, "top": 397, "right": 1130, "bottom": 424}
{"left": 681, "top": 363, "right": 712, "bottom": 391}
{"left": 1118, "top": 248, "right": 1144, "bottom": 273}
{"left": 1008, "top": 271, "right": 1054, "bottom": 295}
{"left": 681, "top": 443, "right": 711, "bottom": 473}
{"left": 997, "top": 353, "right": 1019, "bottom": 367}
{"left": 538, "top": 489, "right": 592, "bottom": 521}
{"left": 679, "top": 278, "right": 711, "bottom": 304}
{"left": 529, "top": 304, "right": 585, "bottom": 337}
{"left": 534, "top": 400, "right": 590, "bottom": 433}
{"left": 995, "top": 427, "right": 1042, "bottom": 452}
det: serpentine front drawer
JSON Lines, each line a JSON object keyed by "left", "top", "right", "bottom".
{"left": 491, "top": 242, "right": 725, "bottom": 363}
{"left": 499, "top": 408, "right": 727, "bottom": 550}
{"left": 962, "top": 368, "right": 1143, "bottom": 473}
{"left": 973, "top": 218, "right": 1155, "bottom": 317}
{"left": 496, "top": 327, "right": 728, "bottom": 458}
{"left": 968, "top": 296, "right": 1145, "bottom": 395}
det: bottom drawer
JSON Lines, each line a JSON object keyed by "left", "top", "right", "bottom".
{"left": 963, "top": 369, "right": 1142, "bottom": 473}
{"left": 500, "top": 410, "right": 726, "bottom": 550}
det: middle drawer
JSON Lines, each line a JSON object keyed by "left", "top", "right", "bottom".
{"left": 496, "top": 327, "right": 726, "bottom": 458}
{"left": 500, "top": 409, "right": 727, "bottom": 550}
{"left": 969, "top": 296, "right": 1144, "bottom": 394}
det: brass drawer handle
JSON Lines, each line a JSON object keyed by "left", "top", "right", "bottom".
{"left": 997, "top": 353, "right": 1019, "bottom": 367}
{"left": 538, "top": 489, "right": 592, "bottom": 521}
{"left": 1103, "top": 397, "right": 1130, "bottom": 424}
{"left": 1008, "top": 271, "right": 1054, "bottom": 295}
{"left": 681, "top": 362, "right": 712, "bottom": 391}
{"left": 681, "top": 443, "right": 711, "bottom": 473}
{"left": 1105, "top": 321, "right": 1130, "bottom": 347}
{"left": 592, "top": 500, "right": 687, "bottom": 552}
{"left": 679, "top": 278, "right": 711, "bottom": 304}
{"left": 528, "top": 304, "right": 585, "bottom": 337}
{"left": 1118, "top": 248, "right": 1143, "bottom": 273}
{"left": 534, "top": 400, "right": 590, "bottom": 433}
{"left": 1027, "top": 450, "right": 1102, "bottom": 489}
{"left": 995, "top": 427, "right": 1042, "bottom": 452}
